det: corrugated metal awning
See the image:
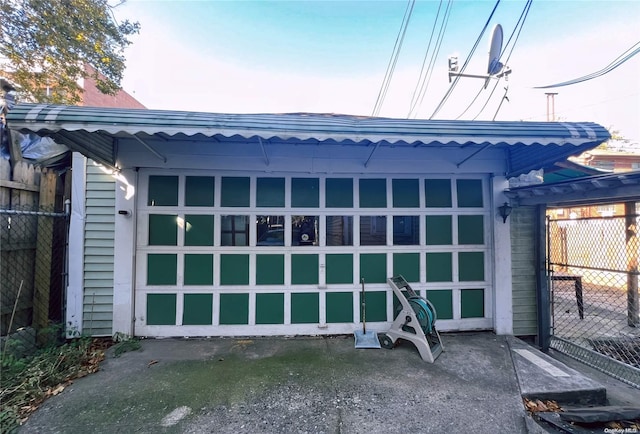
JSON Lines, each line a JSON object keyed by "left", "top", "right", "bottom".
{"left": 6, "top": 104, "right": 611, "bottom": 177}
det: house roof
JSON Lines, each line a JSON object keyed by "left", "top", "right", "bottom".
{"left": 505, "top": 170, "right": 640, "bottom": 207}
{"left": 6, "top": 104, "right": 611, "bottom": 177}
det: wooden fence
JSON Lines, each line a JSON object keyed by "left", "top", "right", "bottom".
{"left": 0, "top": 158, "right": 65, "bottom": 338}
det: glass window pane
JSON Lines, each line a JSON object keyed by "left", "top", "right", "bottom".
{"left": 257, "top": 178, "right": 285, "bottom": 207}
{"left": 292, "top": 215, "right": 318, "bottom": 246}
{"left": 220, "top": 215, "right": 249, "bottom": 246}
{"left": 393, "top": 216, "right": 419, "bottom": 245}
{"left": 326, "top": 178, "right": 353, "bottom": 208}
{"left": 359, "top": 179, "right": 386, "bottom": 208}
{"left": 221, "top": 177, "right": 250, "bottom": 207}
{"left": 148, "top": 176, "right": 178, "bottom": 206}
{"left": 457, "top": 179, "right": 483, "bottom": 207}
{"left": 292, "top": 178, "right": 319, "bottom": 208}
{"left": 360, "top": 216, "right": 386, "bottom": 245}
{"left": 392, "top": 179, "right": 419, "bottom": 208}
{"left": 425, "top": 179, "right": 452, "bottom": 208}
{"left": 326, "top": 216, "right": 353, "bottom": 246}
{"left": 257, "top": 215, "right": 285, "bottom": 246}
{"left": 185, "top": 176, "right": 214, "bottom": 207}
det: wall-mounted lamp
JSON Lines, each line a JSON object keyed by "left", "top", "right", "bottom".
{"left": 498, "top": 202, "right": 512, "bottom": 223}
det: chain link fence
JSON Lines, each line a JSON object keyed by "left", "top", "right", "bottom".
{"left": 548, "top": 212, "right": 640, "bottom": 388}
{"left": 1, "top": 205, "right": 69, "bottom": 358}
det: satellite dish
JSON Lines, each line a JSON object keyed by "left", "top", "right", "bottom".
{"left": 487, "top": 24, "right": 504, "bottom": 75}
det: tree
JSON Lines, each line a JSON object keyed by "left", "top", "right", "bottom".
{"left": 0, "top": 0, "right": 140, "bottom": 104}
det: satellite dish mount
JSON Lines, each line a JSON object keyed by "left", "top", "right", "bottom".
{"left": 448, "top": 24, "right": 512, "bottom": 87}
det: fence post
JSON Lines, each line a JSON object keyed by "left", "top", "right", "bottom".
{"left": 33, "top": 169, "right": 57, "bottom": 339}
{"left": 625, "top": 201, "right": 639, "bottom": 327}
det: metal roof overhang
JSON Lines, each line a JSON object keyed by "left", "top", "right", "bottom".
{"left": 6, "top": 104, "right": 611, "bottom": 177}
{"left": 505, "top": 171, "right": 640, "bottom": 207}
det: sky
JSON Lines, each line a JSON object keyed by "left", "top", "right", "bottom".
{"left": 114, "top": 0, "right": 640, "bottom": 144}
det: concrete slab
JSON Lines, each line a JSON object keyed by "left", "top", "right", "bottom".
{"left": 507, "top": 336, "right": 607, "bottom": 406}
{"left": 18, "top": 332, "right": 531, "bottom": 434}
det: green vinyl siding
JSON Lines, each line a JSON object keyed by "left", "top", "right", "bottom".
{"left": 83, "top": 162, "right": 115, "bottom": 336}
{"left": 511, "top": 206, "right": 538, "bottom": 336}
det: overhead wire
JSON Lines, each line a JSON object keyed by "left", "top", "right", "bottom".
{"left": 428, "top": 0, "right": 501, "bottom": 119}
{"left": 407, "top": 0, "right": 453, "bottom": 119}
{"left": 535, "top": 40, "right": 640, "bottom": 89}
{"left": 474, "top": 0, "right": 533, "bottom": 120}
{"left": 372, "top": 0, "right": 415, "bottom": 117}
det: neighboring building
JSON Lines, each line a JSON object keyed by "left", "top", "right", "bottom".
{"left": 80, "top": 64, "right": 146, "bottom": 109}
{"left": 575, "top": 148, "right": 640, "bottom": 173}
{"left": 6, "top": 105, "right": 611, "bottom": 339}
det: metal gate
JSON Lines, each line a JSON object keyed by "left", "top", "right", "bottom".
{"left": 547, "top": 206, "right": 640, "bottom": 388}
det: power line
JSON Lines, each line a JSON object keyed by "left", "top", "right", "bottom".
{"left": 535, "top": 40, "right": 640, "bottom": 89}
{"left": 429, "top": 0, "right": 501, "bottom": 119}
{"left": 372, "top": 0, "right": 415, "bottom": 117}
{"left": 407, "top": 0, "right": 453, "bottom": 119}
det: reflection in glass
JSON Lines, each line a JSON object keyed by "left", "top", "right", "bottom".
{"left": 221, "top": 215, "right": 249, "bottom": 246}
{"left": 326, "top": 216, "right": 353, "bottom": 246}
{"left": 393, "top": 216, "right": 420, "bottom": 245}
{"left": 292, "top": 216, "right": 319, "bottom": 246}
{"left": 360, "top": 216, "right": 386, "bottom": 245}
{"left": 256, "top": 215, "right": 285, "bottom": 246}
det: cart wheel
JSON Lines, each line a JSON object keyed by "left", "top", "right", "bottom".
{"left": 379, "top": 333, "right": 395, "bottom": 349}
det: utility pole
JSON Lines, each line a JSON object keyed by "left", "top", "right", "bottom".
{"left": 545, "top": 92, "right": 558, "bottom": 121}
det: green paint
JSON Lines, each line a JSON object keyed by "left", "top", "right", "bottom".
{"left": 461, "top": 289, "right": 485, "bottom": 318}
{"left": 360, "top": 253, "right": 387, "bottom": 283}
{"left": 426, "top": 215, "right": 452, "bottom": 245}
{"left": 256, "top": 178, "right": 285, "bottom": 207}
{"left": 219, "top": 293, "right": 249, "bottom": 324}
{"left": 326, "top": 292, "right": 353, "bottom": 323}
{"left": 458, "top": 215, "right": 484, "bottom": 245}
{"left": 221, "top": 177, "right": 250, "bottom": 207}
{"left": 184, "top": 254, "right": 213, "bottom": 285}
{"left": 425, "top": 179, "right": 452, "bottom": 208}
{"left": 392, "top": 179, "right": 419, "bottom": 207}
{"left": 185, "top": 176, "right": 214, "bottom": 207}
{"left": 255, "top": 293, "right": 285, "bottom": 324}
{"left": 147, "top": 293, "right": 176, "bottom": 325}
{"left": 147, "top": 254, "right": 177, "bottom": 285}
{"left": 426, "top": 252, "right": 452, "bottom": 282}
{"left": 359, "top": 179, "right": 386, "bottom": 208}
{"left": 325, "top": 178, "right": 353, "bottom": 208}
{"left": 256, "top": 254, "right": 285, "bottom": 285}
{"left": 393, "top": 253, "right": 420, "bottom": 282}
{"left": 456, "top": 179, "right": 483, "bottom": 207}
{"left": 291, "top": 293, "right": 319, "bottom": 323}
{"left": 291, "top": 178, "right": 319, "bottom": 207}
{"left": 220, "top": 254, "right": 250, "bottom": 285}
{"left": 360, "top": 291, "right": 387, "bottom": 322}
{"left": 291, "top": 254, "right": 319, "bottom": 284}
{"left": 326, "top": 254, "right": 353, "bottom": 284}
{"left": 184, "top": 214, "right": 214, "bottom": 246}
{"left": 459, "top": 252, "right": 485, "bottom": 281}
{"left": 148, "top": 214, "right": 177, "bottom": 245}
{"left": 182, "top": 293, "right": 213, "bottom": 325}
{"left": 148, "top": 175, "right": 178, "bottom": 206}
{"left": 426, "top": 290, "right": 453, "bottom": 320}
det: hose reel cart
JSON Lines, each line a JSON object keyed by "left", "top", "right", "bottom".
{"left": 379, "top": 275, "right": 444, "bottom": 363}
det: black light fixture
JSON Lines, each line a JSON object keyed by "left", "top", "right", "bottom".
{"left": 498, "top": 202, "right": 512, "bottom": 223}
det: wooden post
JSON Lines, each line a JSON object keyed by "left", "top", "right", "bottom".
{"left": 625, "top": 201, "right": 639, "bottom": 327}
{"left": 33, "top": 169, "right": 57, "bottom": 338}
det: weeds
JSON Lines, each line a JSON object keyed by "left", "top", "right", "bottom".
{"left": 0, "top": 335, "right": 111, "bottom": 433}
